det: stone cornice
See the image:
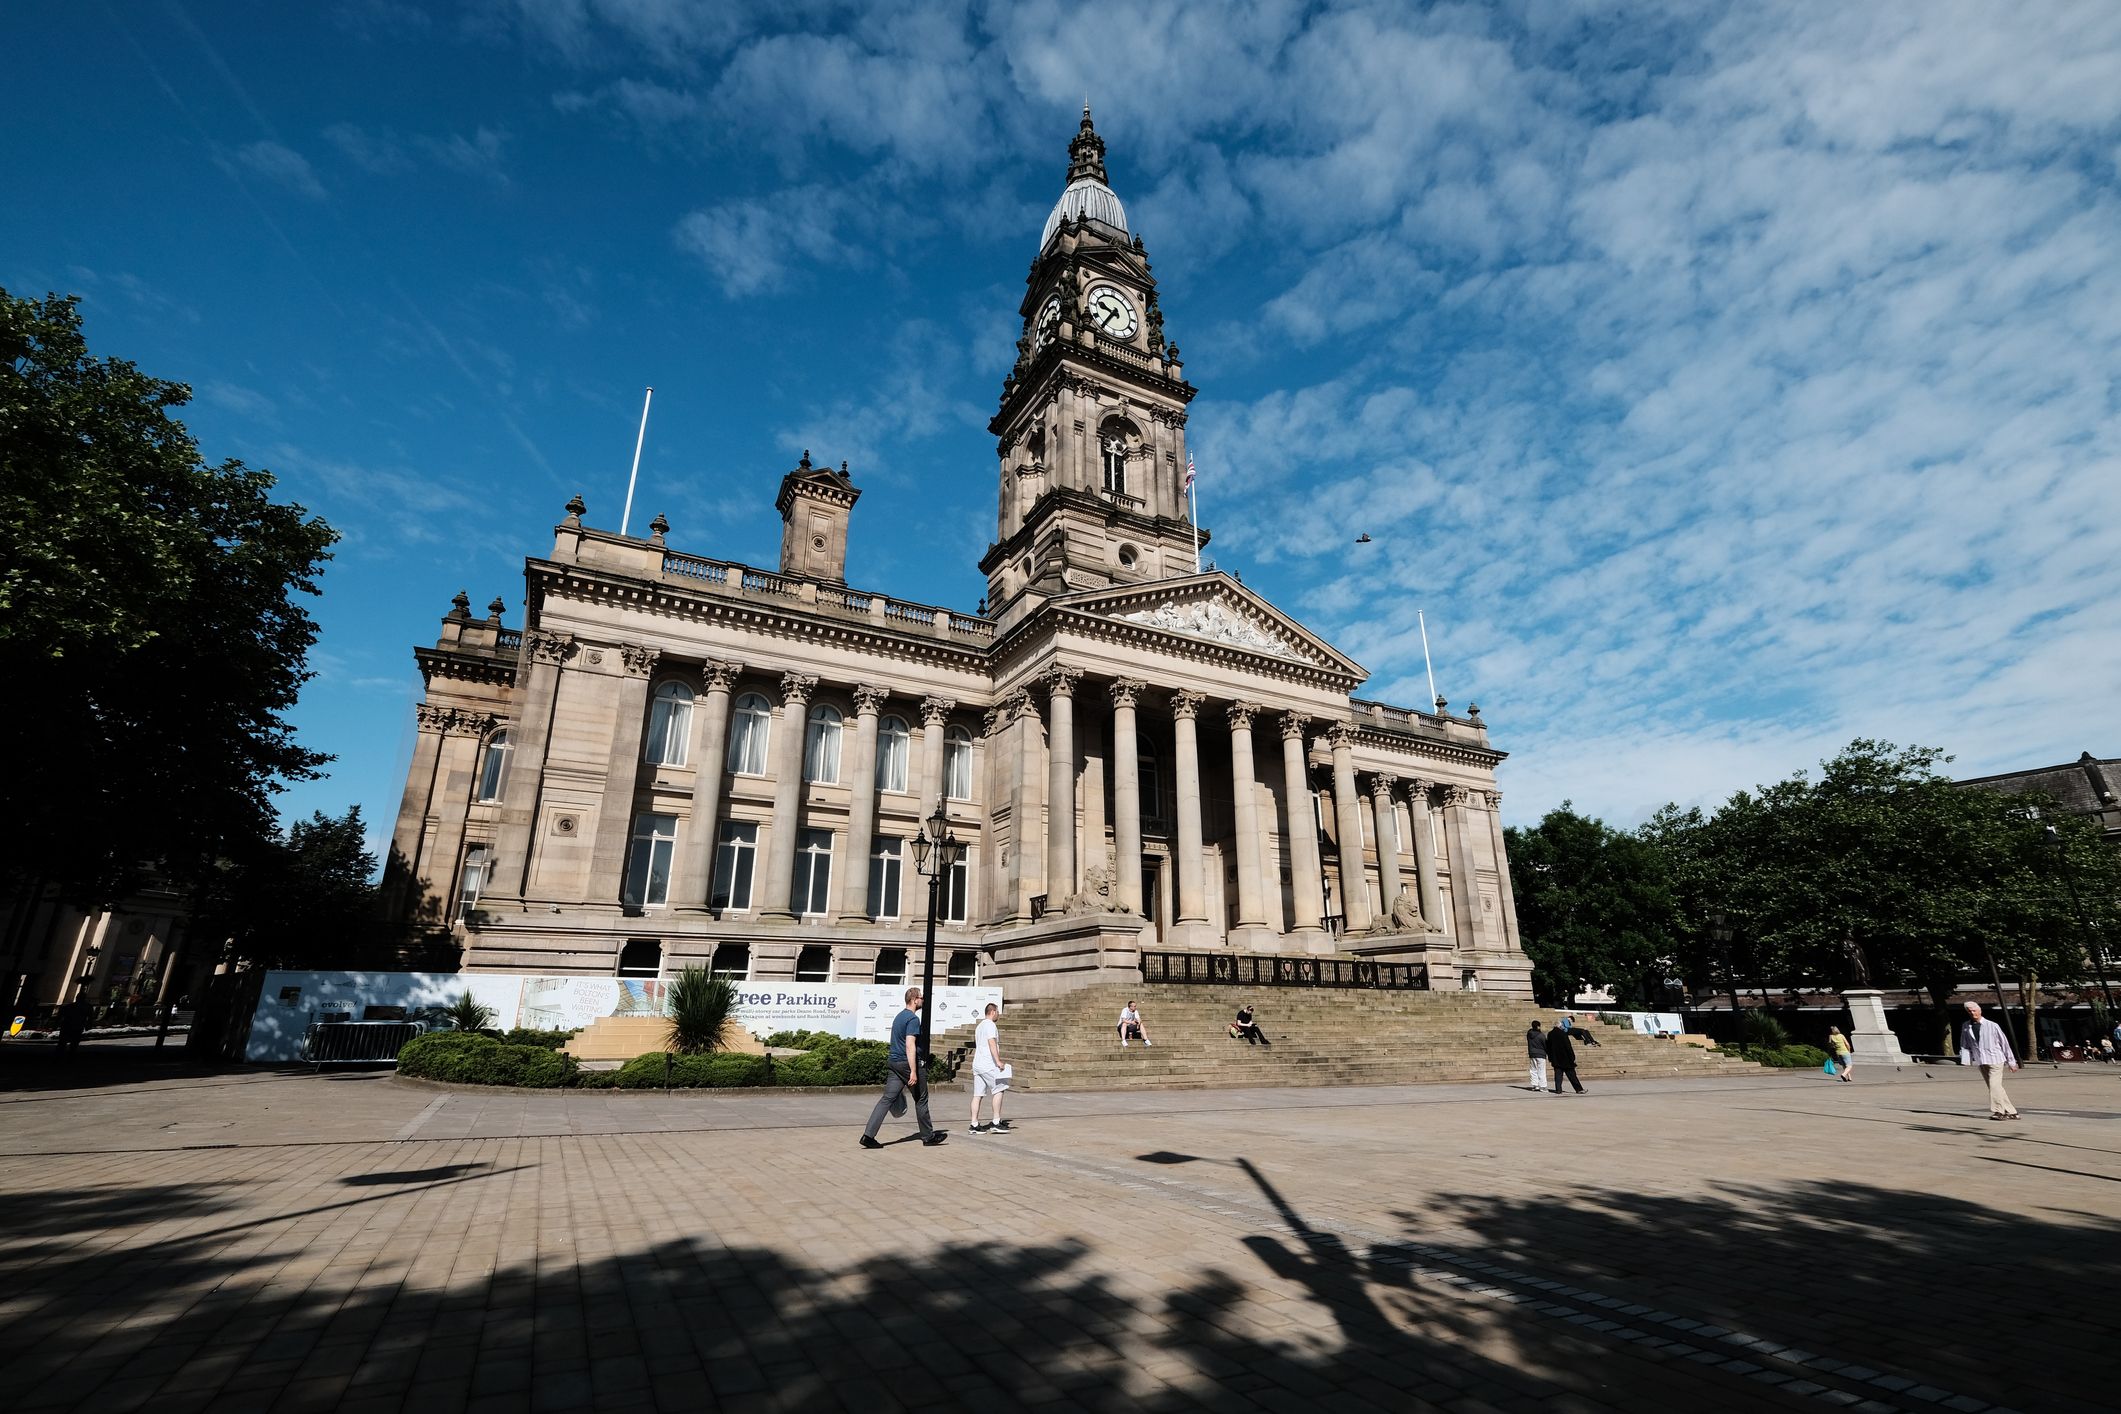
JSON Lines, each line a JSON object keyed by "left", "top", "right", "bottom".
{"left": 1344, "top": 724, "right": 1507, "bottom": 772}
{"left": 414, "top": 645, "right": 517, "bottom": 689}
{"left": 989, "top": 334, "right": 1196, "bottom": 437}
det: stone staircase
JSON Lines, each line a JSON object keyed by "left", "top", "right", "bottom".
{"left": 936, "top": 983, "right": 1761, "bottom": 1092}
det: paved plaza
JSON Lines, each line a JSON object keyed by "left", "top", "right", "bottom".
{"left": 1, "top": 1057, "right": 2116, "bottom": 1413}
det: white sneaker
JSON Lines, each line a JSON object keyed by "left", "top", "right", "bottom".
{"left": 1144, "top": 1040, "right": 1153, "bottom": 1046}
{"left": 1121, "top": 1041, "right": 1129, "bottom": 1048}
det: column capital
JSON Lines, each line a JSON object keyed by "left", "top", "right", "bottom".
{"left": 415, "top": 703, "right": 454, "bottom": 734}
{"left": 851, "top": 684, "right": 890, "bottom": 716}
{"left": 1009, "top": 687, "right": 1041, "bottom": 725}
{"left": 525, "top": 628, "right": 575, "bottom": 664}
{"left": 919, "top": 694, "right": 956, "bottom": 726}
{"left": 1483, "top": 789, "right": 1503, "bottom": 810}
{"left": 1326, "top": 721, "right": 1358, "bottom": 752}
{"left": 702, "top": 659, "right": 745, "bottom": 692}
{"left": 779, "top": 672, "right": 820, "bottom": 706}
{"left": 1226, "top": 700, "right": 1262, "bottom": 731}
{"left": 619, "top": 643, "right": 659, "bottom": 678}
{"left": 1169, "top": 689, "right": 1206, "bottom": 721}
{"left": 1405, "top": 775, "right": 1434, "bottom": 799}
{"left": 1278, "top": 710, "right": 1311, "bottom": 741}
{"left": 1040, "top": 664, "right": 1084, "bottom": 699}
{"left": 1440, "top": 783, "right": 1472, "bottom": 808}
{"left": 1109, "top": 678, "right": 1145, "bottom": 710}
{"left": 1370, "top": 771, "right": 1399, "bottom": 796}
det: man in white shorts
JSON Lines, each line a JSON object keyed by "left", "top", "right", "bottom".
{"left": 970, "top": 1002, "right": 1013, "bottom": 1135}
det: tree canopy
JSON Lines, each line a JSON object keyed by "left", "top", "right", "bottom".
{"left": 1504, "top": 804, "right": 1683, "bottom": 1007}
{"left": 1, "top": 288, "right": 338, "bottom": 904}
{"left": 193, "top": 807, "right": 381, "bottom": 971}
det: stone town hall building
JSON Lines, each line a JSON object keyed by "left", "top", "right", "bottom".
{"left": 382, "top": 113, "right": 1530, "bottom": 999}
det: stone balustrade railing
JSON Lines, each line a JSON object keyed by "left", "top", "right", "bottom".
{"left": 658, "top": 550, "right": 994, "bottom": 648}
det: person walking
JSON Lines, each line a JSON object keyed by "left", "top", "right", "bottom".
{"left": 1959, "top": 1001, "right": 2019, "bottom": 1121}
{"left": 1826, "top": 1026, "right": 1853, "bottom": 1081}
{"left": 861, "top": 986, "right": 946, "bottom": 1149}
{"left": 1117, "top": 1000, "right": 1153, "bottom": 1048}
{"left": 969, "top": 1002, "right": 1013, "bottom": 1136}
{"left": 1526, "top": 1020, "right": 1550, "bottom": 1092}
{"left": 1546, "top": 1016, "right": 1585, "bottom": 1095}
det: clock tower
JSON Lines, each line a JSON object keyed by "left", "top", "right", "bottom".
{"left": 981, "top": 108, "right": 1203, "bottom": 629}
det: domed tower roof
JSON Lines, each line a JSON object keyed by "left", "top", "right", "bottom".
{"left": 1039, "top": 106, "right": 1129, "bottom": 251}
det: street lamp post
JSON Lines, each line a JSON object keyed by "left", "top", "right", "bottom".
{"left": 2044, "top": 824, "right": 2117, "bottom": 1013}
{"left": 909, "top": 802, "right": 966, "bottom": 1100}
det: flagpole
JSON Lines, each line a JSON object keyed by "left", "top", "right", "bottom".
{"left": 1419, "top": 609, "right": 1439, "bottom": 713}
{"left": 1188, "top": 452, "right": 1201, "bottom": 574}
{"left": 620, "top": 386, "right": 653, "bottom": 538}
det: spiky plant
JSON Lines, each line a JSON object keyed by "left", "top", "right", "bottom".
{"left": 665, "top": 967, "right": 737, "bottom": 1055}
{"left": 444, "top": 991, "right": 495, "bottom": 1033}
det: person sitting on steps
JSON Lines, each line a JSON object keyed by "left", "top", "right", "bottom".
{"left": 1117, "top": 999, "right": 1153, "bottom": 1048}
{"left": 1229, "top": 1004, "right": 1270, "bottom": 1047}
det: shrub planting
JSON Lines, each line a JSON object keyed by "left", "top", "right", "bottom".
{"left": 398, "top": 1029, "right": 895, "bottom": 1089}
{"left": 397, "top": 1031, "right": 579, "bottom": 1088}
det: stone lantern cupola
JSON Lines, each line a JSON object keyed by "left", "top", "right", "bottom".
{"left": 775, "top": 450, "right": 860, "bottom": 583}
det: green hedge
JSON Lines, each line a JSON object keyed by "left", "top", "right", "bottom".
{"left": 761, "top": 1029, "right": 842, "bottom": 1050}
{"left": 496, "top": 1027, "right": 579, "bottom": 1050}
{"left": 1723, "top": 1042, "right": 1832, "bottom": 1069}
{"left": 397, "top": 1031, "right": 580, "bottom": 1088}
{"left": 612, "top": 1052, "right": 771, "bottom": 1089}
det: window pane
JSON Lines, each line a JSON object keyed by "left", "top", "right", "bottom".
{"left": 477, "top": 732, "right": 510, "bottom": 802}
{"left": 868, "top": 839, "right": 902, "bottom": 919}
{"left": 626, "top": 813, "right": 676, "bottom": 907}
{"left": 805, "top": 706, "right": 842, "bottom": 784}
{"left": 792, "top": 827, "right": 833, "bottom": 914}
{"left": 729, "top": 694, "right": 771, "bottom": 774}
{"left": 944, "top": 857, "right": 969, "bottom": 923}
{"left": 646, "top": 685, "right": 692, "bottom": 767}
{"left": 877, "top": 716, "right": 909, "bottom": 792}
{"left": 711, "top": 943, "right": 750, "bottom": 979}
{"left": 947, "top": 949, "right": 977, "bottom": 987}
{"left": 945, "top": 727, "right": 973, "bottom": 801}
{"left": 874, "top": 948, "right": 907, "bottom": 984}
{"left": 712, "top": 822, "right": 757, "bottom": 910}
{"left": 795, "top": 946, "right": 832, "bottom": 981}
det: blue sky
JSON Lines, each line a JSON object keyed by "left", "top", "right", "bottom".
{"left": 7, "top": 1, "right": 2119, "bottom": 852}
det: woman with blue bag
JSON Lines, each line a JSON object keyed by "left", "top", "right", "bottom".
{"left": 1825, "top": 1026, "right": 1853, "bottom": 1081}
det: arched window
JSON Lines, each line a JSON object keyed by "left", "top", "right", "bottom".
{"left": 795, "top": 945, "right": 834, "bottom": 981}
{"left": 727, "top": 692, "right": 771, "bottom": 774}
{"left": 876, "top": 715, "right": 910, "bottom": 793}
{"left": 710, "top": 943, "right": 750, "bottom": 980}
{"left": 616, "top": 938, "right": 661, "bottom": 978}
{"left": 947, "top": 950, "right": 979, "bottom": 987}
{"left": 644, "top": 682, "right": 693, "bottom": 767}
{"left": 475, "top": 730, "right": 511, "bottom": 802}
{"left": 944, "top": 725, "right": 974, "bottom": 801}
{"left": 804, "top": 704, "right": 843, "bottom": 783}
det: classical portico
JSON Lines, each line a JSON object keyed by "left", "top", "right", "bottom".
{"left": 381, "top": 110, "right": 1531, "bottom": 999}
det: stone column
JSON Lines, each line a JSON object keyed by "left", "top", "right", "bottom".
{"left": 1406, "top": 778, "right": 1446, "bottom": 933}
{"left": 1441, "top": 784, "right": 1480, "bottom": 946}
{"left": 837, "top": 685, "right": 888, "bottom": 922}
{"left": 758, "top": 672, "right": 818, "bottom": 919}
{"left": 1110, "top": 680, "right": 1144, "bottom": 915}
{"left": 586, "top": 644, "right": 659, "bottom": 904}
{"left": 917, "top": 695, "right": 953, "bottom": 819}
{"left": 490, "top": 631, "right": 572, "bottom": 900}
{"left": 1483, "top": 790, "right": 1523, "bottom": 950}
{"left": 1008, "top": 690, "right": 1046, "bottom": 919}
{"left": 1327, "top": 724, "right": 1373, "bottom": 933}
{"left": 671, "top": 660, "right": 742, "bottom": 912}
{"left": 1226, "top": 702, "right": 1269, "bottom": 932}
{"left": 381, "top": 704, "right": 449, "bottom": 921}
{"left": 1278, "top": 713, "right": 1325, "bottom": 935}
{"left": 1171, "top": 690, "right": 1208, "bottom": 927}
{"left": 1043, "top": 666, "right": 1082, "bottom": 904}
{"left": 1371, "top": 772, "right": 1405, "bottom": 925}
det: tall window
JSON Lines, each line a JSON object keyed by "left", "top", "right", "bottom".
{"left": 876, "top": 715, "right": 910, "bottom": 793}
{"left": 710, "top": 943, "right": 750, "bottom": 979}
{"left": 475, "top": 731, "right": 511, "bottom": 802}
{"left": 943, "top": 855, "right": 970, "bottom": 923}
{"left": 805, "top": 704, "right": 843, "bottom": 784}
{"left": 944, "top": 725, "right": 974, "bottom": 801}
{"left": 1101, "top": 436, "right": 1126, "bottom": 495}
{"left": 795, "top": 945, "right": 833, "bottom": 981}
{"left": 791, "top": 828, "right": 834, "bottom": 915}
{"left": 622, "top": 813, "right": 677, "bottom": 908}
{"left": 728, "top": 692, "right": 771, "bottom": 774}
{"left": 868, "top": 839, "right": 904, "bottom": 920}
{"left": 457, "top": 845, "right": 492, "bottom": 920}
{"left": 948, "top": 950, "right": 979, "bottom": 987}
{"left": 874, "top": 947, "right": 908, "bottom": 985}
{"left": 711, "top": 822, "right": 758, "bottom": 910}
{"left": 1140, "top": 749, "right": 1166, "bottom": 828}
{"left": 644, "top": 682, "right": 693, "bottom": 766}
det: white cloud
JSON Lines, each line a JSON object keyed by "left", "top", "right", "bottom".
{"left": 323, "top": 123, "right": 509, "bottom": 184}
{"left": 225, "top": 139, "right": 326, "bottom": 199}
{"left": 671, "top": 183, "right": 871, "bottom": 296}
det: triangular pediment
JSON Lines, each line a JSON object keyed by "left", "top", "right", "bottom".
{"left": 1054, "top": 574, "right": 1366, "bottom": 681}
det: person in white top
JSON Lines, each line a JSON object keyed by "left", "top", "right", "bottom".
{"left": 970, "top": 1002, "right": 1012, "bottom": 1135}
{"left": 1958, "top": 1001, "right": 2020, "bottom": 1120}
{"left": 1117, "top": 1000, "right": 1153, "bottom": 1048}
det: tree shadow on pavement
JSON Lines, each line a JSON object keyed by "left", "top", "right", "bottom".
{"left": 0, "top": 1158, "right": 2109, "bottom": 1412}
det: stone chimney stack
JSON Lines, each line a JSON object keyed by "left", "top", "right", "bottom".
{"left": 775, "top": 451, "right": 860, "bottom": 583}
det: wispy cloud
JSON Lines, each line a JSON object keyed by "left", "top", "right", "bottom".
{"left": 221, "top": 139, "right": 326, "bottom": 199}
{"left": 323, "top": 122, "right": 510, "bottom": 184}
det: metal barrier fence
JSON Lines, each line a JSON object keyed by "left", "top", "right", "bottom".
{"left": 304, "top": 1020, "right": 425, "bottom": 1066}
{"left": 1141, "top": 951, "right": 1428, "bottom": 990}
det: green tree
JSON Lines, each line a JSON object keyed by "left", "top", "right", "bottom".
{"left": 0, "top": 289, "right": 337, "bottom": 906}
{"left": 1505, "top": 803, "right": 1683, "bottom": 1007}
{"left": 193, "top": 806, "right": 381, "bottom": 970}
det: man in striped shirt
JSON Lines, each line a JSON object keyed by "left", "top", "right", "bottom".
{"left": 1958, "top": 1001, "right": 2020, "bottom": 1121}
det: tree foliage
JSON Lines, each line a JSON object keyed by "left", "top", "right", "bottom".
{"left": 0, "top": 289, "right": 337, "bottom": 904}
{"left": 192, "top": 806, "right": 381, "bottom": 970}
{"left": 1504, "top": 804, "right": 1683, "bottom": 1007}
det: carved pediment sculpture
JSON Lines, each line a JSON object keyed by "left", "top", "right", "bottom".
{"left": 1116, "top": 597, "right": 1301, "bottom": 660}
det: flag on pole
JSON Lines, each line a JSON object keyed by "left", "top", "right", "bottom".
{"left": 1184, "top": 453, "right": 1197, "bottom": 489}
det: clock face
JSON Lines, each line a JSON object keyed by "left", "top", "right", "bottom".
{"left": 1035, "top": 296, "right": 1061, "bottom": 346}
{"left": 1085, "top": 285, "right": 1138, "bottom": 340}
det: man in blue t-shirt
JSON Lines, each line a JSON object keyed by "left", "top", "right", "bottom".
{"left": 861, "top": 986, "right": 945, "bottom": 1148}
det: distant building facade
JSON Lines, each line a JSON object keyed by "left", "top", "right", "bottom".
{"left": 1957, "top": 752, "right": 2121, "bottom": 844}
{"left": 379, "top": 113, "right": 1530, "bottom": 998}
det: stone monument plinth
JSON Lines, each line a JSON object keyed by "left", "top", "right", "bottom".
{"left": 1843, "top": 989, "right": 1912, "bottom": 1065}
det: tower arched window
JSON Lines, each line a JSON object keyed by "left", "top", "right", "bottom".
{"left": 1101, "top": 436, "right": 1127, "bottom": 495}
{"left": 727, "top": 692, "right": 771, "bottom": 774}
{"left": 804, "top": 704, "right": 843, "bottom": 784}
{"left": 475, "top": 730, "right": 511, "bottom": 803}
{"left": 644, "top": 682, "right": 693, "bottom": 767}
{"left": 944, "top": 725, "right": 974, "bottom": 801}
{"left": 876, "top": 715, "right": 910, "bottom": 792}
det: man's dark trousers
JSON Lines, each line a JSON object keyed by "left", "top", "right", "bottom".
{"left": 863, "top": 1063, "right": 933, "bottom": 1140}
{"left": 1551, "top": 1059, "right": 1583, "bottom": 1093}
